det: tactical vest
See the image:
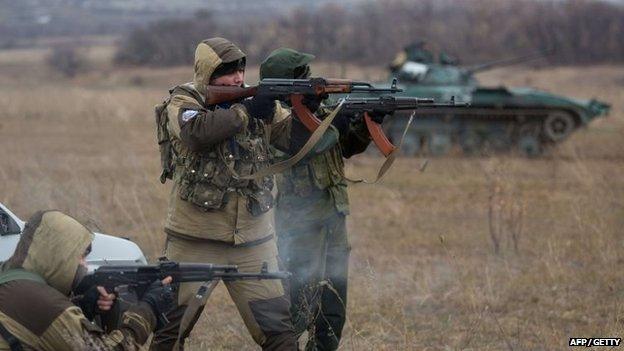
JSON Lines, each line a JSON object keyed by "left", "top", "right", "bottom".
{"left": 159, "top": 84, "right": 275, "bottom": 216}
{"left": 276, "top": 144, "right": 349, "bottom": 214}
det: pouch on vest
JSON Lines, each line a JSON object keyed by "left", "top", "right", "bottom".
{"left": 246, "top": 189, "right": 274, "bottom": 216}
{"left": 189, "top": 182, "right": 226, "bottom": 211}
{"left": 177, "top": 157, "right": 225, "bottom": 211}
{"left": 290, "top": 164, "right": 315, "bottom": 197}
{"left": 155, "top": 100, "right": 175, "bottom": 184}
{"left": 310, "top": 153, "right": 332, "bottom": 189}
{"left": 328, "top": 146, "right": 346, "bottom": 185}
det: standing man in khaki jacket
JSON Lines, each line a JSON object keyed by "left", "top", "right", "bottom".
{"left": 151, "top": 38, "right": 298, "bottom": 350}
{"left": 0, "top": 210, "right": 174, "bottom": 350}
{"left": 260, "top": 48, "right": 376, "bottom": 350}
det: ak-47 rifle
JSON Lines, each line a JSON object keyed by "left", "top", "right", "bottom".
{"left": 73, "top": 260, "right": 290, "bottom": 328}
{"left": 330, "top": 95, "right": 468, "bottom": 156}
{"left": 206, "top": 77, "right": 402, "bottom": 132}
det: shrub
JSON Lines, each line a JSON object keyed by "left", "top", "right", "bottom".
{"left": 46, "top": 45, "right": 87, "bottom": 77}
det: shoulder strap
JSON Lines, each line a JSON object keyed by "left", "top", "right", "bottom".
{"left": 175, "top": 84, "right": 206, "bottom": 108}
{"left": 0, "top": 268, "right": 34, "bottom": 351}
{"left": 340, "top": 111, "right": 419, "bottom": 184}
{"left": 0, "top": 269, "right": 45, "bottom": 286}
{"left": 0, "top": 320, "right": 23, "bottom": 351}
{"left": 222, "top": 101, "right": 345, "bottom": 180}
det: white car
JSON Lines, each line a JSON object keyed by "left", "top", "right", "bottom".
{"left": 0, "top": 202, "right": 147, "bottom": 271}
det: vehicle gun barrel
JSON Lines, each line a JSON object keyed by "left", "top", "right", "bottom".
{"left": 466, "top": 51, "right": 550, "bottom": 73}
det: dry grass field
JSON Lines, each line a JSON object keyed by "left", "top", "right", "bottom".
{"left": 0, "top": 46, "right": 623, "bottom": 350}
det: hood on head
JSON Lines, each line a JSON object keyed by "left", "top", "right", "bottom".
{"left": 4, "top": 210, "right": 93, "bottom": 295}
{"left": 260, "top": 47, "right": 315, "bottom": 80}
{"left": 193, "top": 37, "right": 246, "bottom": 95}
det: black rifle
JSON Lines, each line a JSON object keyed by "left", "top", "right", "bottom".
{"left": 73, "top": 260, "right": 290, "bottom": 328}
{"left": 335, "top": 95, "right": 466, "bottom": 115}
{"left": 206, "top": 77, "right": 403, "bottom": 132}
{"left": 330, "top": 95, "right": 468, "bottom": 156}
{"left": 206, "top": 77, "right": 403, "bottom": 106}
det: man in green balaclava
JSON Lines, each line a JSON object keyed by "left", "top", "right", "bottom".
{"left": 260, "top": 47, "right": 380, "bottom": 351}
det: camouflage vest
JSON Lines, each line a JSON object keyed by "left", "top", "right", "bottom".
{"left": 165, "top": 85, "right": 275, "bottom": 216}
{"left": 276, "top": 144, "right": 349, "bottom": 215}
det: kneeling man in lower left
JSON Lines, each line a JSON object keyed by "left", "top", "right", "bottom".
{"left": 0, "top": 210, "right": 173, "bottom": 350}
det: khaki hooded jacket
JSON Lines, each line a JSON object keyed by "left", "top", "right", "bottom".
{"left": 0, "top": 211, "right": 155, "bottom": 350}
{"left": 164, "top": 38, "right": 290, "bottom": 245}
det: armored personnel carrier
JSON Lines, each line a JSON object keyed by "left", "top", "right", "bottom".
{"left": 385, "top": 51, "right": 610, "bottom": 156}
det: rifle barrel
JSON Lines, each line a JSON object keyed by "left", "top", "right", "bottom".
{"left": 170, "top": 272, "right": 291, "bottom": 283}
{"left": 351, "top": 87, "right": 403, "bottom": 93}
{"left": 329, "top": 96, "right": 467, "bottom": 112}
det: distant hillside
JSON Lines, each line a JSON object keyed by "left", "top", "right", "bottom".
{"left": 113, "top": 0, "right": 624, "bottom": 66}
{"left": 3, "top": 0, "right": 623, "bottom": 65}
{"left": 0, "top": 0, "right": 364, "bottom": 46}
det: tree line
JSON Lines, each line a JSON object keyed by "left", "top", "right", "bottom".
{"left": 115, "top": 0, "right": 624, "bottom": 67}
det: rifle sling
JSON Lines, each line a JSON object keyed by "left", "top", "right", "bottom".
{"left": 222, "top": 101, "right": 345, "bottom": 180}
{"left": 340, "top": 111, "right": 417, "bottom": 184}
{"left": 178, "top": 281, "right": 218, "bottom": 348}
{"left": 221, "top": 103, "right": 417, "bottom": 184}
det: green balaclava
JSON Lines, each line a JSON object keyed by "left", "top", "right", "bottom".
{"left": 259, "top": 47, "right": 315, "bottom": 80}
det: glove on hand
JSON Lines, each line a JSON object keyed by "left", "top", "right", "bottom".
{"left": 141, "top": 279, "right": 175, "bottom": 328}
{"left": 242, "top": 94, "right": 276, "bottom": 122}
{"left": 331, "top": 111, "right": 352, "bottom": 136}
{"left": 301, "top": 93, "right": 327, "bottom": 113}
{"left": 74, "top": 286, "right": 100, "bottom": 320}
{"left": 368, "top": 107, "right": 394, "bottom": 124}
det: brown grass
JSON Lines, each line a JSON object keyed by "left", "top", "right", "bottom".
{"left": 0, "top": 46, "right": 623, "bottom": 350}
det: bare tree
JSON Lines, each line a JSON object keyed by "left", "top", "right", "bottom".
{"left": 46, "top": 45, "right": 87, "bottom": 78}
{"left": 115, "top": 0, "right": 624, "bottom": 67}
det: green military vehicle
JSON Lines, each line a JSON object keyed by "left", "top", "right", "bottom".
{"left": 385, "top": 49, "right": 611, "bottom": 156}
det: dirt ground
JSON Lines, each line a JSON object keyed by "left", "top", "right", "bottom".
{"left": 0, "top": 45, "right": 622, "bottom": 350}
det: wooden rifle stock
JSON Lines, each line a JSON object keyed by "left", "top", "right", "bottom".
{"left": 205, "top": 85, "right": 322, "bottom": 133}
{"left": 205, "top": 85, "right": 258, "bottom": 105}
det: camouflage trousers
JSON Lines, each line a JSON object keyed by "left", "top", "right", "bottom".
{"left": 276, "top": 213, "right": 350, "bottom": 351}
{"left": 150, "top": 234, "right": 297, "bottom": 351}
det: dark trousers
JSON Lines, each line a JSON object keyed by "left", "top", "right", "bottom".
{"left": 277, "top": 214, "right": 350, "bottom": 351}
